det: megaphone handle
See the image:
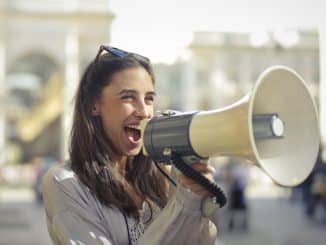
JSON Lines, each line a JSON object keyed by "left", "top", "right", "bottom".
{"left": 171, "top": 154, "right": 227, "bottom": 208}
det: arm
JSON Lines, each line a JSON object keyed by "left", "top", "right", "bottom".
{"left": 42, "top": 165, "right": 119, "bottom": 245}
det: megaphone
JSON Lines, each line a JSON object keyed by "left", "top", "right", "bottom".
{"left": 141, "top": 66, "right": 319, "bottom": 187}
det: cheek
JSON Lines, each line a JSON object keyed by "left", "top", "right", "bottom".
{"left": 100, "top": 106, "right": 131, "bottom": 131}
{"left": 148, "top": 104, "right": 154, "bottom": 116}
{"left": 149, "top": 107, "right": 154, "bottom": 118}
{"left": 98, "top": 117, "right": 113, "bottom": 140}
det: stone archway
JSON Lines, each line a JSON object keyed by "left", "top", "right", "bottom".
{"left": 0, "top": 1, "right": 114, "bottom": 163}
{"left": 7, "top": 52, "right": 61, "bottom": 161}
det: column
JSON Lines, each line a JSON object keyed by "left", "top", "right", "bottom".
{"left": 0, "top": 39, "right": 6, "bottom": 166}
{"left": 61, "top": 27, "right": 79, "bottom": 161}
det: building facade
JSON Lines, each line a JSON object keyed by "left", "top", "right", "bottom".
{"left": 188, "top": 31, "right": 319, "bottom": 110}
{"left": 0, "top": 0, "right": 114, "bottom": 163}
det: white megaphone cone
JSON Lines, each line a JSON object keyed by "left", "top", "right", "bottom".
{"left": 190, "top": 66, "right": 319, "bottom": 186}
{"left": 142, "top": 66, "right": 320, "bottom": 187}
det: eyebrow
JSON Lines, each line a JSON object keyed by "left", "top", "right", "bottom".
{"left": 118, "top": 89, "right": 157, "bottom": 96}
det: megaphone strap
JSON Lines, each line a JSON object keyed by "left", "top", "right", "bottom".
{"left": 170, "top": 154, "right": 227, "bottom": 208}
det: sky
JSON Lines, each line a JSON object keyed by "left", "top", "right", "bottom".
{"left": 109, "top": 0, "right": 325, "bottom": 64}
{"left": 107, "top": 0, "right": 326, "bottom": 143}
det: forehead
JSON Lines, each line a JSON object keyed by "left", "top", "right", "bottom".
{"left": 106, "top": 67, "right": 154, "bottom": 93}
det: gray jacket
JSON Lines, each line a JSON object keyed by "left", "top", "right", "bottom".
{"left": 42, "top": 163, "right": 218, "bottom": 245}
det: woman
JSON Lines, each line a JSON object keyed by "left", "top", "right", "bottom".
{"left": 42, "top": 46, "right": 218, "bottom": 245}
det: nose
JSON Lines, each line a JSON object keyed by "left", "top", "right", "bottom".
{"left": 134, "top": 100, "right": 152, "bottom": 119}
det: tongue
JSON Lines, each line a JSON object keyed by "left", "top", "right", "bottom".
{"left": 125, "top": 128, "right": 141, "bottom": 142}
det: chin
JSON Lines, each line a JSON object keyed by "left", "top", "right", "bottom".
{"left": 125, "top": 147, "right": 142, "bottom": 156}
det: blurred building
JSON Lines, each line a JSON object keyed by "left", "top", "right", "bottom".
{"left": 154, "top": 31, "right": 319, "bottom": 114}
{"left": 0, "top": 0, "right": 114, "bottom": 164}
{"left": 187, "top": 31, "right": 319, "bottom": 110}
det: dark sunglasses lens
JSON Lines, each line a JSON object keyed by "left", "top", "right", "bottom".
{"left": 132, "top": 54, "right": 150, "bottom": 64}
{"left": 108, "top": 47, "right": 129, "bottom": 58}
{"left": 97, "top": 46, "right": 150, "bottom": 64}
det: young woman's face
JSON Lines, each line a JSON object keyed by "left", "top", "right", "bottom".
{"left": 95, "top": 66, "right": 155, "bottom": 156}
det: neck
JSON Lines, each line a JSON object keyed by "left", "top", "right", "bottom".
{"left": 116, "top": 156, "right": 127, "bottom": 176}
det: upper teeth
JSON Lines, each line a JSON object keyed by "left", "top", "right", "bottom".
{"left": 126, "top": 125, "right": 140, "bottom": 130}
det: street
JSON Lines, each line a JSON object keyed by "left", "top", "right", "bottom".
{"left": 0, "top": 187, "right": 325, "bottom": 245}
{"left": 0, "top": 202, "right": 51, "bottom": 245}
{"left": 216, "top": 198, "right": 326, "bottom": 245}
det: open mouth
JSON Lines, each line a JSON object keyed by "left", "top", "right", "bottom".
{"left": 124, "top": 126, "right": 141, "bottom": 144}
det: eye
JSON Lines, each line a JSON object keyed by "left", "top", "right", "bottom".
{"left": 121, "top": 94, "right": 135, "bottom": 101}
{"left": 145, "top": 95, "right": 155, "bottom": 104}
{"left": 145, "top": 95, "right": 155, "bottom": 101}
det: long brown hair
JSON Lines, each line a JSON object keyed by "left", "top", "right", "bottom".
{"left": 70, "top": 53, "right": 169, "bottom": 220}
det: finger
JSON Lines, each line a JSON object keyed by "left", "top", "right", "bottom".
{"left": 191, "top": 163, "right": 216, "bottom": 174}
{"left": 183, "top": 184, "right": 213, "bottom": 197}
{"left": 191, "top": 189, "right": 212, "bottom": 197}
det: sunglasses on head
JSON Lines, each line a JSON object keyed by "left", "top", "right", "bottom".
{"left": 95, "top": 45, "right": 150, "bottom": 64}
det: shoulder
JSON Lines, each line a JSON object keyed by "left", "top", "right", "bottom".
{"left": 43, "top": 162, "right": 75, "bottom": 183}
{"left": 42, "top": 162, "right": 91, "bottom": 217}
{"left": 42, "top": 162, "right": 77, "bottom": 194}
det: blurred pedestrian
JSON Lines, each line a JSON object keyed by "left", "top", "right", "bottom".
{"left": 302, "top": 149, "right": 326, "bottom": 221}
{"left": 306, "top": 164, "right": 326, "bottom": 220}
{"left": 33, "top": 156, "right": 56, "bottom": 203}
{"left": 227, "top": 163, "right": 249, "bottom": 231}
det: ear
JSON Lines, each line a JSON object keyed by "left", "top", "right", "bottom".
{"left": 92, "top": 103, "right": 100, "bottom": 116}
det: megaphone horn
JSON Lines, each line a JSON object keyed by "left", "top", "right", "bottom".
{"left": 141, "top": 66, "right": 319, "bottom": 187}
